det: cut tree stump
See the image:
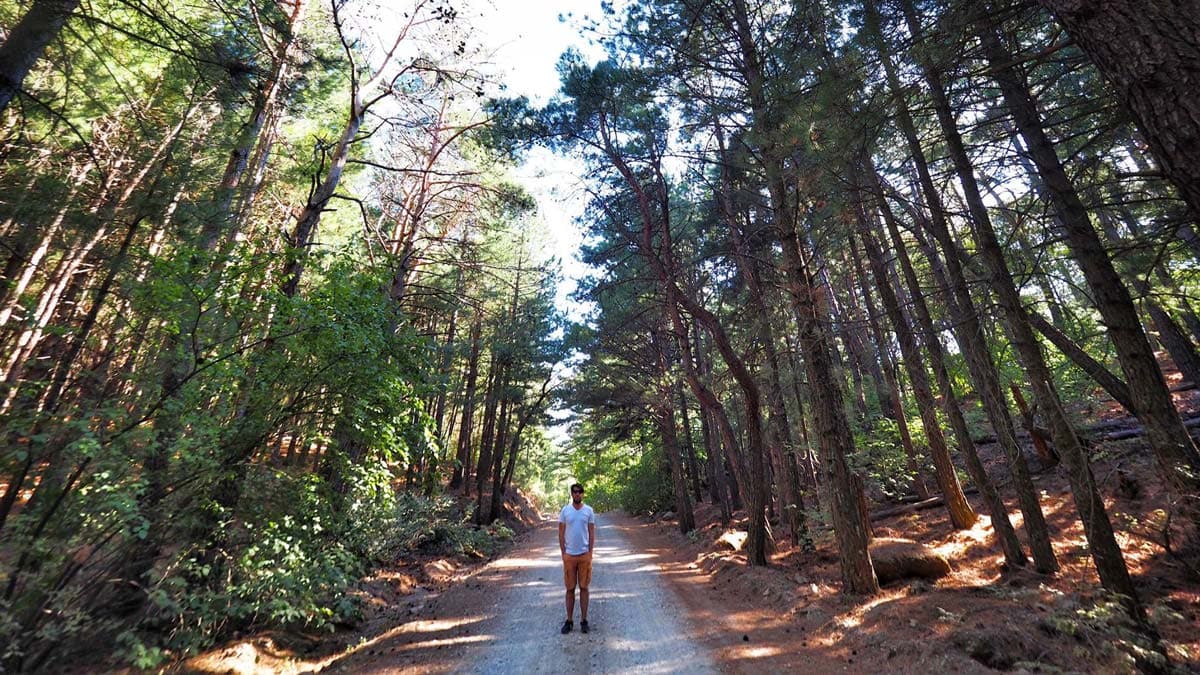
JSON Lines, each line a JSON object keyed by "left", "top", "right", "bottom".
{"left": 715, "top": 530, "right": 747, "bottom": 552}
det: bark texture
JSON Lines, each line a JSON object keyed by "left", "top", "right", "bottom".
{"left": 1038, "top": 0, "right": 1200, "bottom": 221}
{"left": 0, "top": 0, "right": 80, "bottom": 114}
{"left": 982, "top": 14, "right": 1200, "bottom": 505}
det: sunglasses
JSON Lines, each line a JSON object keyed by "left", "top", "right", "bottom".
{"left": 571, "top": 489, "right": 583, "bottom": 494}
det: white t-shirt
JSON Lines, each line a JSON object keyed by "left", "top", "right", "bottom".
{"left": 559, "top": 503, "right": 595, "bottom": 555}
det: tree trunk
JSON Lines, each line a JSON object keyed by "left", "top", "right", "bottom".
{"left": 862, "top": 0, "right": 1031, "bottom": 570}
{"left": 280, "top": 88, "right": 363, "bottom": 298}
{"left": 1092, "top": 198, "right": 1200, "bottom": 389}
{"left": 821, "top": 266, "right": 870, "bottom": 422}
{"left": 1037, "top": 0, "right": 1200, "bottom": 223}
{"left": 729, "top": 0, "right": 875, "bottom": 590}
{"left": 679, "top": 322, "right": 750, "bottom": 511}
{"left": 839, "top": 249, "right": 894, "bottom": 420}
{"left": 655, "top": 224, "right": 766, "bottom": 557}
{"left": 434, "top": 274, "right": 463, "bottom": 446}
{"left": 203, "top": 0, "right": 305, "bottom": 249}
{"left": 0, "top": 0, "right": 80, "bottom": 115}
{"left": 897, "top": 10, "right": 1147, "bottom": 619}
{"left": 849, "top": 237, "right": 931, "bottom": 500}
{"left": 790, "top": 268, "right": 877, "bottom": 592}
{"left": 1026, "top": 310, "right": 1135, "bottom": 411}
{"left": 653, "top": 328, "right": 696, "bottom": 533}
{"left": 693, "top": 328, "right": 733, "bottom": 520}
{"left": 501, "top": 379, "right": 551, "bottom": 495}
{"left": 1145, "top": 298, "right": 1200, "bottom": 386}
{"left": 676, "top": 383, "right": 703, "bottom": 503}
{"left": 473, "top": 357, "right": 503, "bottom": 522}
{"left": 1010, "top": 384, "right": 1058, "bottom": 467}
{"left": 782, "top": 333, "right": 819, "bottom": 489}
{"left": 0, "top": 166, "right": 88, "bottom": 330}
{"left": 857, "top": 224, "right": 977, "bottom": 530}
{"left": 977, "top": 17, "right": 1200, "bottom": 515}
{"left": 485, "top": 392, "right": 511, "bottom": 524}
{"left": 879, "top": 181, "right": 1034, "bottom": 567}
{"left": 596, "top": 105, "right": 770, "bottom": 563}
{"left": 891, "top": 1, "right": 1070, "bottom": 572}
{"left": 713, "top": 125, "right": 808, "bottom": 547}
{"left": 0, "top": 98, "right": 195, "bottom": 533}
{"left": 0, "top": 102, "right": 184, "bottom": 407}
{"left": 450, "top": 312, "right": 482, "bottom": 491}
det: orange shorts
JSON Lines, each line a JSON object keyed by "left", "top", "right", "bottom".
{"left": 562, "top": 552, "right": 593, "bottom": 589}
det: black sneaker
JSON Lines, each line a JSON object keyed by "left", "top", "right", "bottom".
{"left": 561, "top": 620, "right": 573, "bottom": 634}
{"left": 580, "top": 620, "right": 590, "bottom": 634}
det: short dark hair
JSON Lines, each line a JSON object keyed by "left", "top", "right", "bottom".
{"left": 570, "top": 483, "right": 584, "bottom": 493}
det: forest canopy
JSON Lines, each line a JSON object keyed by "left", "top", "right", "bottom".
{"left": 0, "top": 0, "right": 565, "bottom": 667}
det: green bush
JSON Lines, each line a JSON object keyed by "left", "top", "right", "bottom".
{"left": 137, "top": 470, "right": 371, "bottom": 656}
{"left": 854, "top": 418, "right": 920, "bottom": 500}
{"left": 383, "top": 492, "right": 516, "bottom": 559}
{"left": 616, "top": 445, "right": 675, "bottom": 515}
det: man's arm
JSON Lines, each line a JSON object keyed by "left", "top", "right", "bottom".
{"left": 588, "top": 522, "right": 595, "bottom": 555}
{"left": 559, "top": 522, "right": 566, "bottom": 555}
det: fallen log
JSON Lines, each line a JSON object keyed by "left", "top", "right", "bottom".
{"left": 1084, "top": 418, "right": 1139, "bottom": 434}
{"left": 1104, "top": 415, "right": 1200, "bottom": 442}
{"left": 970, "top": 429, "right": 1047, "bottom": 446}
{"left": 974, "top": 414, "right": 1200, "bottom": 446}
{"left": 870, "top": 486, "right": 980, "bottom": 522}
{"left": 1105, "top": 428, "right": 1142, "bottom": 442}
{"left": 870, "top": 496, "right": 945, "bottom": 521}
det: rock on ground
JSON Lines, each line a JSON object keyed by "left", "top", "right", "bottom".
{"left": 869, "top": 537, "right": 952, "bottom": 584}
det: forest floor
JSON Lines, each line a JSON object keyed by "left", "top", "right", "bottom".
{"left": 177, "top": 388, "right": 1200, "bottom": 674}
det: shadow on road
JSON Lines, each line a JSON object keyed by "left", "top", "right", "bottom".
{"left": 320, "top": 514, "right": 720, "bottom": 674}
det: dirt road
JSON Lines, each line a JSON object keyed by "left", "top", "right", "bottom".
{"left": 322, "top": 513, "right": 721, "bottom": 674}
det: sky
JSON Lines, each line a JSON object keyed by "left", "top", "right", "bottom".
{"left": 464, "top": 1, "right": 610, "bottom": 446}
{"left": 352, "top": 0, "right": 605, "bottom": 294}
{"left": 467, "top": 0, "right": 608, "bottom": 319}
{"left": 473, "top": 1, "right": 605, "bottom": 105}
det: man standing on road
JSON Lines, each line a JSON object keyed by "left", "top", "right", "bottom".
{"left": 559, "top": 482, "right": 595, "bottom": 634}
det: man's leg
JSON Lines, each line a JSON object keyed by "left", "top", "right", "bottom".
{"left": 579, "top": 553, "right": 592, "bottom": 624}
{"left": 563, "top": 555, "right": 577, "bottom": 626}
{"left": 565, "top": 587, "right": 575, "bottom": 619}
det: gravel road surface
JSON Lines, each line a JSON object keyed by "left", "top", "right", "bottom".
{"left": 459, "top": 512, "right": 720, "bottom": 674}
{"left": 325, "top": 512, "right": 722, "bottom": 673}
